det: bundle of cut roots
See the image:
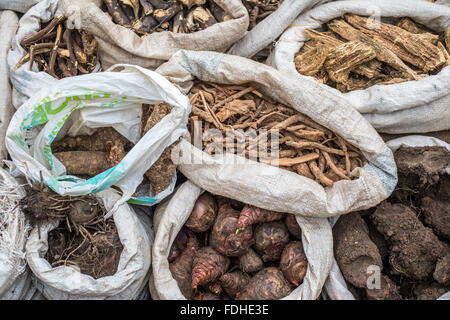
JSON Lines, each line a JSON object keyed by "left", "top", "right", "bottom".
{"left": 169, "top": 193, "right": 307, "bottom": 300}
{"left": 295, "top": 15, "right": 450, "bottom": 93}
{"left": 20, "top": 179, "right": 123, "bottom": 279}
{"left": 102, "top": 0, "right": 232, "bottom": 36}
{"left": 188, "top": 81, "right": 365, "bottom": 188}
{"left": 243, "top": 0, "right": 283, "bottom": 62}
{"left": 333, "top": 146, "right": 450, "bottom": 300}
{"left": 52, "top": 103, "right": 176, "bottom": 196}
{"left": 14, "top": 15, "right": 99, "bottom": 79}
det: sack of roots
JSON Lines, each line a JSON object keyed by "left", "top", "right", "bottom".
{"left": 228, "top": 0, "right": 323, "bottom": 61}
{"left": 0, "top": 167, "right": 30, "bottom": 300}
{"left": 325, "top": 135, "right": 450, "bottom": 300}
{"left": 5, "top": 64, "right": 190, "bottom": 208}
{"left": 0, "top": 0, "right": 43, "bottom": 14}
{"left": 25, "top": 188, "right": 153, "bottom": 300}
{"left": 156, "top": 50, "right": 396, "bottom": 219}
{"left": 7, "top": 0, "right": 102, "bottom": 110}
{"left": 59, "top": 0, "right": 249, "bottom": 71}
{"left": 0, "top": 10, "right": 18, "bottom": 160}
{"left": 150, "top": 180, "right": 333, "bottom": 300}
{"left": 272, "top": 0, "right": 450, "bottom": 134}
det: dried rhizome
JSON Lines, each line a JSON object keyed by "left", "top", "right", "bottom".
{"left": 14, "top": 15, "right": 99, "bottom": 79}
{"left": 188, "top": 80, "right": 365, "bottom": 188}
{"left": 333, "top": 146, "right": 450, "bottom": 300}
{"left": 242, "top": 0, "right": 283, "bottom": 62}
{"left": 295, "top": 15, "right": 450, "bottom": 93}
{"left": 169, "top": 192, "right": 307, "bottom": 300}
{"left": 52, "top": 103, "right": 176, "bottom": 197}
{"left": 102, "top": 0, "right": 233, "bottom": 36}
{"left": 20, "top": 176, "right": 122, "bottom": 279}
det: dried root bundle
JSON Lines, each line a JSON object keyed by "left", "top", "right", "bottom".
{"left": 21, "top": 179, "right": 123, "bottom": 279}
{"left": 168, "top": 193, "right": 308, "bottom": 300}
{"left": 52, "top": 127, "right": 133, "bottom": 179}
{"left": 102, "top": 0, "right": 232, "bottom": 36}
{"left": 188, "top": 81, "right": 365, "bottom": 187}
{"left": 295, "top": 15, "right": 450, "bottom": 93}
{"left": 14, "top": 15, "right": 99, "bottom": 79}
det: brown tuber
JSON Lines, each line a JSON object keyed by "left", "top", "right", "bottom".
{"left": 333, "top": 213, "right": 383, "bottom": 288}
{"left": 169, "top": 236, "right": 199, "bottom": 299}
{"left": 185, "top": 193, "right": 217, "bottom": 233}
{"left": 239, "top": 248, "right": 264, "bottom": 274}
{"left": 219, "top": 271, "right": 250, "bottom": 298}
{"left": 191, "top": 247, "right": 230, "bottom": 289}
{"left": 235, "top": 267, "right": 292, "bottom": 300}
{"left": 279, "top": 241, "right": 308, "bottom": 286}
{"left": 254, "top": 221, "right": 290, "bottom": 262}
{"left": 168, "top": 228, "right": 192, "bottom": 263}
{"left": 237, "top": 205, "right": 285, "bottom": 231}
{"left": 210, "top": 203, "right": 254, "bottom": 257}
{"left": 285, "top": 214, "right": 302, "bottom": 239}
{"left": 371, "top": 202, "right": 448, "bottom": 280}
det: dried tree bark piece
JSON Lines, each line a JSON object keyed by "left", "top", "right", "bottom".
{"left": 324, "top": 41, "right": 376, "bottom": 84}
{"left": 345, "top": 14, "right": 445, "bottom": 72}
{"left": 216, "top": 100, "right": 256, "bottom": 122}
{"left": 294, "top": 44, "right": 329, "bottom": 76}
{"left": 327, "top": 19, "right": 419, "bottom": 80}
{"left": 396, "top": 17, "right": 437, "bottom": 45}
{"left": 438, "top": 42, "right": 450, "bottom": 67}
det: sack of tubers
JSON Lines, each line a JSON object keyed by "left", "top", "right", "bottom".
{"left": 229, "top": 0, "right": 324, "bottom": 62}
{"left": 150, "top": 180, "right": 333, "bottom": 300}
{"left": 5, "top": 64, "right": 190, "bottom": 208}
{"left": 7, "top": 0, "right": 101, "bottom": 110}
{"left": 325, "top": 135, "right": 450, "bottom": 300}
{"left": 157, "top": 50, "right": 397, "bottom": 219}
{"left": 59, "top": 0, "right": 249, "bottom": 70}
{"left": 272, "top": 0, "right": 450, "bottom": 134}
{"left": 25, "top": 187, "right": 153, "bottom": 299}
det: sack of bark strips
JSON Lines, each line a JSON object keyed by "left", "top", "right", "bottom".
{"left": 0, "top": 10, "right": 18, "bottom": 160}
{"left": 5, "top": 64, "right": 190, "bottom": 209}
{"left": 25, "top": 188, "right": 153, "bottom": 300}
{"left": 325, "top": 135, "right": 450, "bottom": 300}
{"left": 271, "top": 0, "right": 450, "bottom": 134}
{"left": 0, "top": 167, "right": 30, "bottom": 300}
{"left": 228, "top": 0, "right": 323, "bottom": 62}
{"left": 156, "top": 50, "right": 396, "bottom": 219}
{"left": 7, "top": 0, "right": 102, "bottom": 110}
{"left": 0, "top": 0, "right": 43, "bottom": 14}
{"left": 150, "top": 180, "right": 333, "bottom": 300}
{"left": 59, "top": 0, "right": 249, "bottom": 71}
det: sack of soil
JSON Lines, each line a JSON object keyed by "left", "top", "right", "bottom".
{"left": 24, "top": 186, "right": 153, "bottom": 300}
{"left": 325, "top": 135, "right": 450, "bottom": 300}
{"left": 0, "top": 0, "right": 43, "bottom": 14}
{"left": 58, "top": 0, "right": 248, "bottom": 71}
{"left": 5, "top": 64, "right": 190, "bottom": 208}
{"left": 272, "top": 0, "right": 450, "bottom": 134}
{"left": 7, "top": 0, "right": 102, "bottom": 110}
{"left": 150, "top": 180, "right": 332, "bottom": 300}
{"left": 0, "top": 167, "right": 30, "bottom": 300}
{"left": 228, "top": 0, "right": 323, "bottom": 62}
{"left": 156, "top": 50, "right": 396, "bottom": 219}
{"left": 0, "top": 10, "right": 18, "bottom": 160}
